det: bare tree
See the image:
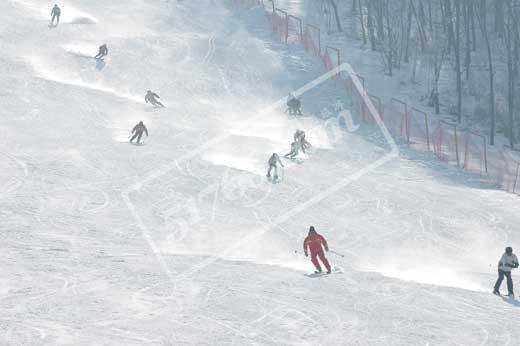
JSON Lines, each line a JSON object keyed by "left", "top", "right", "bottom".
{"left": 476, "top": 0, "right": 496, "bottom": 145}
{"left": 367, "top": 0, "right": 377, "bottom": 50}
{"left": 358, "top": 0, "right": 367, "bottom": 44}
{"left": 503, "top": 0, "right": 519, "bottom": 147}
{"left": 329, "top": 0, "right": 343, "bottom": 32}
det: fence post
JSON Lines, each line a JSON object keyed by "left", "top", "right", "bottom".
{"left": 425, "top": 113, "right": 430, "bottom": 151}
{"left": 325, "top": 46, "right": 341, "bottom": 70}
{"left": 410, "top": 107, "right": 430, "bottom": 151}
{"left": 317, "top": 27, "right": 321, "bottom": 55}
{"left": 463, "top": 133, "right": 469, "bottom": 170}
{"left": 306, "top": 24, "right": 321, "bottom": 55}
{"left": 454, "top": 126, "right": 460, "bottom": 167}
{"left": 390, "top": 98, "right": 407, "bottom": 139}
{"left": 284, "top": 11, "right": 289, "bottom": 43}
{"left": 439, "top": 121, "right": 444, "bottom": 159}
{"left": 287, "top": 15, "right": 303, "bottom": 42}
{"left": 514, "top": 163, "right": 520, "bottom": 194}
{"left": 483, "top": 136, "right": 488, "bottom": 173}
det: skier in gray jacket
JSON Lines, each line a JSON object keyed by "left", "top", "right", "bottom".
{"left": 145, "top": 90, "right": 165, "bottom": 108}
{"left": 130, "top": 121, "right": 148, "bottom": 144}
{"left": 267, "top": 153, "right": 284, "bottom": 180}
{"left": 50, "top": 4, "right": 61, "bottom": 26}
{"left": 284, "top": 141, "right": 300, "bottom": 159}
{"left": 493, "top": 246, "right": 519, "bottom": 297}
{"left": 294, "top": 129, "right": 311, "bottom": 153}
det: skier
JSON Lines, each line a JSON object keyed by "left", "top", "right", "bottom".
{"left": 287, "top": 94, "right": 302, "bottom": 115}
{"left": 284, "top": 141, "right": 300, "bottom": 159}
{"left": 303, "top": 226, "right": 331, "bottom": 274}
{"left": 130, "top": 121, "right": 148, "bottom": 144}
{"left": 493, "top": 246, "right": 519, "bottom": 297}
{"left": 266, "top": 153, "right": 284, "bottom": 180}
{"left": 145, "top": 90, "right": 165, "bottom": 108}
{"left": 294, "top": 129, "right": 311, "bottom": 153}
{"left": 94, "top": 44, "right": 108, "bottom": 59}
{"left": 50, "top": 4, "right": 61, "bottom": 26}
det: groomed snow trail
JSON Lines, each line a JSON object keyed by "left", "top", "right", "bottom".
{"left": 1, "top": 1, "right": 520, "bottom": 345}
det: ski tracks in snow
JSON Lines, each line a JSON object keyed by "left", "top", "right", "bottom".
{"left": 203, "top": 33, "right": 216, "bottom": 65}
{"left": 0, "top": 152, "right": 29, "bottom": 198}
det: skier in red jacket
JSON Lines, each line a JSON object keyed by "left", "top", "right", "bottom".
{"left": 303, "top": 226, "right": 331, "bottom": 274}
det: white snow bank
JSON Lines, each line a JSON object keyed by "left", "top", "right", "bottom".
{"left": 372, "top": 266, "right": 488, "bottom": 292}
{"left": 61, "top": 43, "right": 100, "bottom": 59}
{"left": 25, "top": 55, "right": 144, "bottom": 104}
{"left": 201, "top": 109, "right": 347, "bottom": 174}
{"left": 12, "top": 0, "right": 98, "bottom": 24}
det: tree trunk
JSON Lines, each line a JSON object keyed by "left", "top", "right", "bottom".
{"left": 385, "top": 0, "right": 393, "bottom": 75}
{"left": 495, "top": 0, "right": 505, "bottom": 38}
{"left": 464, "top": 0, "right": 471, "bottom": 80}
{"left": 358, "top": 0, "right": 367, "bottom": 44}
{"left": 505, "top": 1, "right": 518, "bottom": 147}
{"left": 454, "top": 0, "right": 462, "bottom": 122}
{"left": 477, "top": 0, "right": 495, "bottom": 145}
{"left": 410, "top": 1, "right": 427, "bottom": 51}
{"left": 404, "top": 0, "right": 413, "bottom": 63}
{"left": 377, "top": 0, "right": 385, "bottom": 40}
{"left": 470, "top": 1, "right": 477, "bottom": 51}
{"left": 329, "top": 0, "right": 343, "bottom": 32}
{"left": 367, "top": 0, "right": 377, "bottom": 50}
{"left": 441, "top": 0, "right": 453, "bottom": 53}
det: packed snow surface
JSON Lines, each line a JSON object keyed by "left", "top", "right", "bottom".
{"left": 1, "top": 0, "right": 519, "bottom": 345}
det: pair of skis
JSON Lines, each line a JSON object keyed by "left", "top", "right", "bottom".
{"left": 267, "top": 175, "right": 282, "bottom": 184}
{"left": 306, "top": 266, "right": 343, "bottom": 278}
{"left": 493, "top": 291, "right": 516, "bottom": 300}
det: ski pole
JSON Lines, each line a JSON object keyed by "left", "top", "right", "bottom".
{"left": 330, "top": 250, "right": 345, "bottom": 258}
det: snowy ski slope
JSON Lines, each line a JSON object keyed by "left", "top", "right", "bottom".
{"left": 1, "top": 0, "right": 520, "bottom": 345}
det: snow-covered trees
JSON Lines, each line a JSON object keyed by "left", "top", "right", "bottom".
{"left": 321, "top": 0, "right": 520, "bottom": 147}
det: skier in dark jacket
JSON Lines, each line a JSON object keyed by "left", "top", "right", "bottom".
{"left": 287, "top": 94, "right": 302, "bottom": 115}
{"left": 50, "top": 4, "right": 61, "bottom": 26}
{"left": 145, "top": 90, "right": 165, "bottom": 108}
{"left": 94, "top": 44, "right": 108, "bottom": 59}
{"left": 130, "top": 121, "right": 148, "bottom": 144}
{"left": 493, "top": 246, "right": 519, "bottom": 297}
{"left": 303, "top": 226, "right": 331, "bottom": 274}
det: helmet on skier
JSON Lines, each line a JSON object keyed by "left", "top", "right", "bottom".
{"left": 308, "top": 226, "right": 317, "bottom": 235}
{"left": 506, "top": 246, "right": 513, "bottom": 255}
